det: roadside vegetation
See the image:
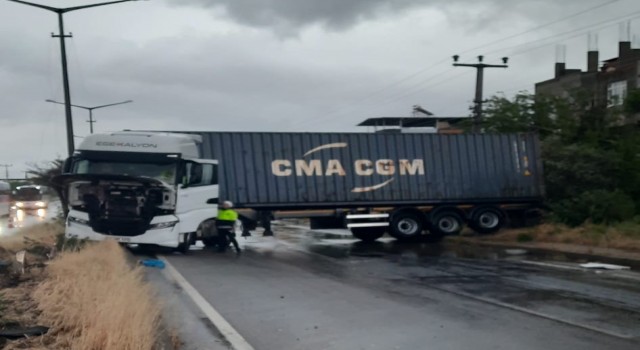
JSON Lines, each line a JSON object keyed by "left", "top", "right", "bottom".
{"left": 0, "top": 223, "right": 164, "bottom": 350}
{"left": 463, "top": 89, "right": 640, "bottom": 245}
{"left": 467, "top": 221, "right": 640, "bottom": 253}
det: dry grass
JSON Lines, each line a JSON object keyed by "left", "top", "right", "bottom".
{"left": 1, "top": 224, "right": 165, "bottom": 349}
{"left": 481, "top": 222, "right": 640, "bottom": 252}
{"left": 32, "top": 240, "right": 162, "bottom": 350}
{"left": 0, "top": 221, "right": 62, "bottom": 252}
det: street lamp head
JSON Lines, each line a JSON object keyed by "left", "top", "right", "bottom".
{"left": 502, "top": 57, "right": 509, "bottom": 64}
{"left": 452, "top": 55, "right": 459, "bottom": 63}
{"left": 478, "top": 55, "right": 484, "bottom": 62}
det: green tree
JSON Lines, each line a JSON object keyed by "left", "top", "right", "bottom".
{"left": 481, "top": 91, "right": 637, "bottom": 226}
{"left": 625, "top": 88, "right": 640, "bottom": 114}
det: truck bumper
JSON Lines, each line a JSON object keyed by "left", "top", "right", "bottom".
{"left": 65, "top": 211, "right": 181, "bottom": 248}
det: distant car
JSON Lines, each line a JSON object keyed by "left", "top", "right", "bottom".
{"left": 11, "top": 185, "right": 48, "bottom": 211}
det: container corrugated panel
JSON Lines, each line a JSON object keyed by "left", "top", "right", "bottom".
{"left": 195, "top": 132, "right": 544, "bottom": 208}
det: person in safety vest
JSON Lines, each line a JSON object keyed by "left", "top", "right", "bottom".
{"left": 216, "top": 200, "right": 241, "bottom": 253}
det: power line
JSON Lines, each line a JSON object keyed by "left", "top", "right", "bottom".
{"left": 458, "top": 0, "right": 623, "bottom": 55}
{"left": 486, "top": 10, "right": 640, "bottom": 58}
{"left": 286, "top": 57, "right": 452, "bottom": 128}
{"left": 289, "top": 0, "right": 629, "bottom": 130}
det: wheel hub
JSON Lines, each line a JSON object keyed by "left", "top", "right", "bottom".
{"left": 478, "top": 212, "right": 499, "bottom": 228}
{"left": 438, "top": 216, "right": 460, "bottom": 233}
{"left": 398, "top": 218, "right": 418, "bottom": 235}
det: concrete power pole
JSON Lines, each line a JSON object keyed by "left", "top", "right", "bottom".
{"left": 0, "top": 164, "right": 13, "bottom": 180}
{"left": 7, "top": 0, "right": 142, "bottom": 156}
{"left": 453, "top": 55, "right": 509, "bottom": 133}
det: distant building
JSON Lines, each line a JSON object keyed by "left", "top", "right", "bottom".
{"left": 357, "top": 116, "right": 467, "bottom": 134}
{"left": 535, "top": 41, "right": 640, "bottom": 114}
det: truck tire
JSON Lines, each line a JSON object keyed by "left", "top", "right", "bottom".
{"left": 430, "top": 210, "right": 464, "bottom": 236}
{"left": 389, "top": 211, "right": 424, "bottom": 242}
{"left": 176, "top": 232, "right": 194, "bottom": 254}
{"left": 469, "top": 207, "right": 505, "bottom": 234}
{"left": 351, "top": 227, "right": 385, "bottom": 242}
{"left": 199, "top": 220, "right": 218, "bottom": 247}
{"left": 202, "top": 236, "right": 218, "bottom": 248}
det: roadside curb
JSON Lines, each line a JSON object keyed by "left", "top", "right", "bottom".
{"left": 158, "top": 256, "right": 255, "bottom": 350}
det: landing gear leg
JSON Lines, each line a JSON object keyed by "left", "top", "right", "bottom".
{"left": 261, "top": 211, "right": 274, "bottom": 237}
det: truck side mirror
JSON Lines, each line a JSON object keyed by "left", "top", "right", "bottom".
{"left": 206, "top": 198, "right": 218, "bottom": 204}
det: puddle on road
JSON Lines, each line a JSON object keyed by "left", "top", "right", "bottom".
{"left": 275, "top": 225, "right": 640, "bottom": 270}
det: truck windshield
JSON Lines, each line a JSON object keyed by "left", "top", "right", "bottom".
{"left": 73, "top": 159, "right": 177, "bottom": 184}
{"left": 14, "top": 187, "right": 42, "bottom": 201}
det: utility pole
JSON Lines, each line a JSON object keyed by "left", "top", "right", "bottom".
{"left": 453, "top": 55, "right": 509, "bottom": 133}
{"left": 0, "top": 164, "right": 13, "bottom": 180}
{"left": 46, "top": 99, "right": 133, "bottom": 134}
{"left": 7, "top": 0, "right": 142, "bottom": 155}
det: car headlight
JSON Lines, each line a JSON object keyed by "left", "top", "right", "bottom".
{"left": 68, "top": 216, "right": 90, "bottom": 226}
{"left": 15, "top": 202, "right": 24, "bottom": 208}
{"left": 149, "top": 220, "right": 178, "bottom": 230}
{"left": 36, "top": 201, "right": 46, "bottom": 207}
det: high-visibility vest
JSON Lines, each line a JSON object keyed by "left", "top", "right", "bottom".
{"left": 217, "top": 209, "right": 238, "bottom": 222}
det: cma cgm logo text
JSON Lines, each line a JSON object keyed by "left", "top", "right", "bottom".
{"left": 271, "top": 142, "right": 424, "bottom": 193}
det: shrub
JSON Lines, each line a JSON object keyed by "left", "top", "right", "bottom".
{"left": 552, "top": 190, "right": 636, "bottom": 227}
{"left": 516, "top": 233, "right": 534, "bottom": 242}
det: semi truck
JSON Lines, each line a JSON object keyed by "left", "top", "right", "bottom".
{"left": 54, "top": 131, "right": 544, "bottom": 251}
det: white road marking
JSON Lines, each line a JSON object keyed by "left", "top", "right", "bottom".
{"left": 519, "top": 260, "right": 585, "bottom": 271}
{"left": 158, "top": 256, "right": 255, "bottom": 350}
{"left": 427, "top": 283, "right": 635, "bottom": 339}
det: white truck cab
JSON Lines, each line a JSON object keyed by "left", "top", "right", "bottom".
{"left": 57, "top": 132, "right": 219, "bottom": 252}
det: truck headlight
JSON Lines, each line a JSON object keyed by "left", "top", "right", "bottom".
{"left": 36, "top": 201, "right": 46, "bottom": 207}
{"left": 68, "top": 216, "right": 90, "bottom": 226}
{"left": 15, "top": 202, "right": 24, "bottom": 208}
{"left": 149, "top": 220, "right": 178, "bottom": 230}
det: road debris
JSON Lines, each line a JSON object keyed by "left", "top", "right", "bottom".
{"left": 505, "top": 249, "right": 528, "bottom": 256}
{"left": 0, "top": 326, "right": 49, "bottom": 339}
{"left": 15, "top": 250, "right": 26, "bottom": 274}
{"left": 579, "top": 262, "right": 631, "bottom": 270}
{"left": 139, "top": 259, "right": 166, "bottom": 269}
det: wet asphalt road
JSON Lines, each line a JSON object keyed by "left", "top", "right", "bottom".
{"left": 164, "top": 225, "right": 640, "bottom": 350}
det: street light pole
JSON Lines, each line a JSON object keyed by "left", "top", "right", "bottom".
{"left": 7, "top": 0, "right": 142, "bottom": 155}
{"left": 453, "top": 55, "right": 509, "bottom": 133}
{"left": 46, "top": 99, "right": 133, "bottom": 134}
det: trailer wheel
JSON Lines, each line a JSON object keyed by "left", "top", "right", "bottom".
{"left": 351, "top": 227, "right": 385, "bottom": 242}
{"left": 430, "top": 210, "right": 464, "bottom": 236}
{"left": 470, "top": 207, "right": 505, "bottom": 234}
{"left": 389, "top": 211, "right": 424, "bottom": 242}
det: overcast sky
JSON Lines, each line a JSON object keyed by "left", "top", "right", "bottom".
{"left": 1, "top": 0, "right": 639, "bottom": 177}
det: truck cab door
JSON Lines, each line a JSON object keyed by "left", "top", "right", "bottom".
{"left": 176, "top": 159, "right": 219, "bottom": 234}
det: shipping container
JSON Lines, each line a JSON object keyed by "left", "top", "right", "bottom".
{"left": 193, "top": 132, "right": 544, "bottom": 209}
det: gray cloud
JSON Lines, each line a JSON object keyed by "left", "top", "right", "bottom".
{"left": 167, "top": 0, "right": 433, "bottom": 34}
{"left": 166, "top": 0, "right": 597, "bottom": 35}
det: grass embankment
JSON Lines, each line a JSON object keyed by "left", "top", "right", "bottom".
{"left": 461, "top": 220, "right": 640, "bottom": 253}
{"left": 1, "top": 223, "right": 163, "bottom": 350}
